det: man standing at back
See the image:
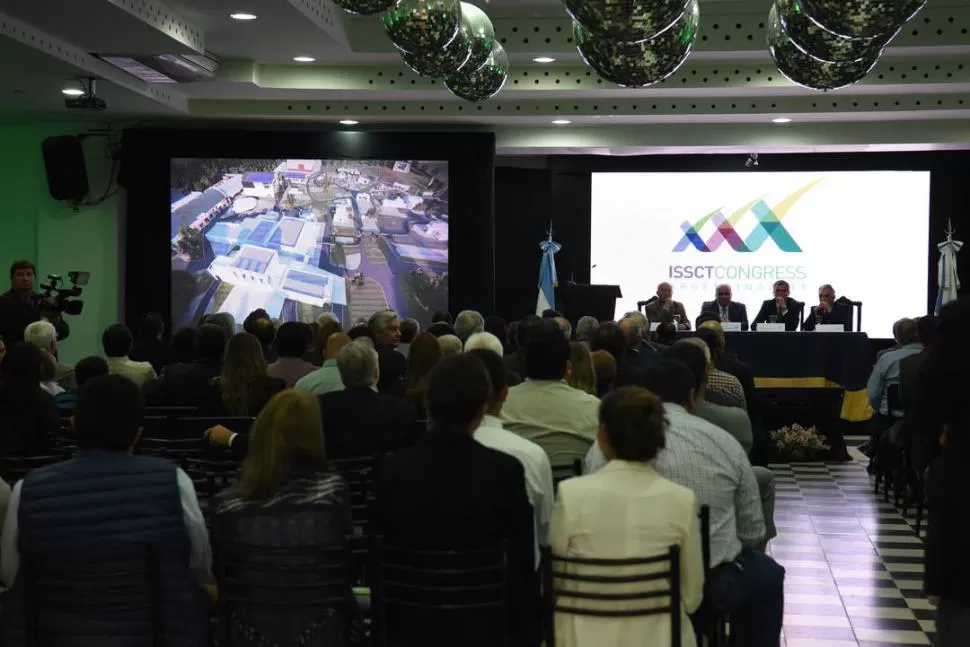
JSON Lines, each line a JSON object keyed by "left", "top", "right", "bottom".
{"left": 0, "top": 375, "right": 210, "bottom": 646}
{"left": 0, "top": 260, "right": 69, "bottom": 346}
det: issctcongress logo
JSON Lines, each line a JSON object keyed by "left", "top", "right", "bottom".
{"left": 672, "top": 181, "right": 821, "bottom": 253}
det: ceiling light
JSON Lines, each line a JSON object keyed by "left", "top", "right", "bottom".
{"left": 61, "top": 87, "right": 85, "bottom": 97}
{"left": 339, "top": 120, "right": 359, "bottom": 126}
{"left": 772, "top": 117, "right": 792, "bottom": 124}
{"left": 552, "top": 119, "right": 571, "bottom": 125}
{"left": 293, "top": 56, "right": 316, "bottom": 63}
{"left": 229, "top": 12, "right": 257, "bottom": 20}
{"left": 533, "top": 57, "right": 556, "bottom": 63}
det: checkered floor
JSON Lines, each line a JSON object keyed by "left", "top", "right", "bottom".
{"left": 769, "top": 441, "right": 934, "bottom": 647}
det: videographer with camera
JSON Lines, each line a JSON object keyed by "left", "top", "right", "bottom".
{"left": 0, "top": 260, "right": 71, "bottom": 346}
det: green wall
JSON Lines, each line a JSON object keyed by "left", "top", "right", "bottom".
{"left": 0, "top": 121, "right": 120, "bottom": 366}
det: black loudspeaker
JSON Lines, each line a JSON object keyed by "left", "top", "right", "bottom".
{"left": 42, "top": 135, "right": 89, "bottom": 202}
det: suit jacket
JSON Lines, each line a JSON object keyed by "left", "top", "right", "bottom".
{"left": 752, "top": 298, "right": 802, "bottom": 331}
{"left": 645, "top": 300, "right": 690, "bottom": 329}
{"left": 802, "top": 302, "right": 853, "bottom": 332}
{"left": 377, "top": 432, "right": 539, "bottom": 647}
{"left": 699, "top": 301, "right": 749, "bottom": 331}
{"left": 376, "top": 345, "right": 407, "bottom": 397}
{"left": 550, "top": 461, "right": 703, "bottom": 647}
{"left": 319, "top": 387, "right": 418, "bottom": 458}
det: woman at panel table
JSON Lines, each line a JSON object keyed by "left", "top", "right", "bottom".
{"left": 802, "top": 284, "right": 853, "bottom": 332}
{"left": 751, "top": 280, "right": 803, "bottom": 331}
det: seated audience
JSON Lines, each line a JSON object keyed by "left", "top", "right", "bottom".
{"left": 484, "top": 315, "right": 509, "bottom": 352}
{"left": 55, "top": 355, "right": 109, "bottom": 410}
{"left": 470, "top": 348, "right": 554, "bottom": 559}
{"left": 654, "top": 321, "right": 678, "bottom": 346}
{"left": 0, "top": 375, "right": 210, "bottom": 645}
{"left": 437, "top": 334, "right": 463, "bottom": 357}
{"left": 209, "top": 311, "right": 238, "bottom": 342}
{"left": 245, "top": 315, "right": 278, "bottom": 363}
{"left": 377, "top": 354, "right": 539, "bottom": 647}
{"left": 24, "top": 320, "right": 74, "bottom": 389}
{"left": 398, "top": 317, "right": 420, "bottom": 358}
{"left": 0, "top": 343, "right": 57, "bottom": 457}
{"left": 567, "top": 342, "right": 597, "bottom": 396}
{"left": 204, "top": 332, "right": 286, "bottom": 417}
{"left": 215, "top": 389, "right": 359, "bottom": 647}
{"left": 347, "top": 323, "right": 375, "bottom": 343}
{"left": 502, "top": 321, "right": 600, "bottom": 467}
{"left": 39, "top": 351, "right": 65, "bottom": 396}
{"left": 294, "top": 332, "right": 351, "bottom": 395}
{"left": 618, "top": 312, "right": 663, "bottom": 370}
{"left": 900, "top": 315, "right": 938, "bottom": 405}
{"left": 167, "top": 326, "right": 199, "bottom": 371}
{"left": 129, "top": 312, "right": 173, "bottom": 375}
{"left": 404, "top": 332, "right": 442, "bottom": 418}
{"left": 431, "top": 309, "right": 453, "bottom": 325}
{"left": 866, "top": 318, "right": 921, "bottom": 452}
{"left": 267, "top": 322, "right": 317, "bottom": 387}
{"left": 590, "top": 321, "right": 638, "bottom": 387}
{"left": 552, "top": 386, "right": 704, "bottom": 647}
{"left": 455, "top": 309, "right": 485, "bottom": 343}
{"left": 369, "top": 310, "right": 406, "bottom": 397}
{"left": 586, "top": 360, "right": 783, "bottom": 647}
{"left": 504, "top": 314, "right": 541, "bottom": 377}
{"left": 154, "top": 324, "right": 225, "bottom": 407}
{"left": 467, "top": 331, "right": 521, "bottom": 386}
{"left": 427, "top": 321, "right": 456, "bottom": 338}
{"left": 102, "top": 323, "right": 156, "bottom": 386}
{"left": 590, "top": 349, "right": 617, "bottom": 397}
{"left": 552, "top": 316, "right": 573, "bottom": 341}
{"left": 575, "top": 316, "right": 599, "bottom": 346}
{"left": 308, "top": 318, "right": 342, "bottom": 366}
{"left": 682, "top": 336, "right": 745, "bottom": 409}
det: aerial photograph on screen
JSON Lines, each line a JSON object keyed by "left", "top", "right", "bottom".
{"left": 169, "top": 158, "right": 449, "bottom": 330}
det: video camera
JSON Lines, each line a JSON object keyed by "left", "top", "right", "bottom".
{"left": 39, "top": 271, "right": 90, "bottom": 316}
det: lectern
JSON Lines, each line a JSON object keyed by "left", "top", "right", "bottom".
{"left": 556, "top": 284, "right": 623, "bottom": 323}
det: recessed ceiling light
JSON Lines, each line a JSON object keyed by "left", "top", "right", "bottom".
{"left": 229, "top": 12, "right": 257, "bottom": 20}
{"left": 293, "top": 56, "right": 316, "bottom": 63}
{"left": 772, "top": 117, "right": 793, "bottom": 123}
{"left": 533, "top": 56, "right": 556, "bottom": 63}
{"left": 339, "top": 120, "right": 359, "bottom": 126}
{"left": 61, "top": 87, "right": 85, "bottom": 97}
{"left": 552, "top": 119, "right": 571, "bottom": 125}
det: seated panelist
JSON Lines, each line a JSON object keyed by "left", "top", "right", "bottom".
{"left": 752, "top": 280, "right": 802, "bottom": 331}
{"left": 802, "top": 284, "right": 853, "bottom": 332}
{"left": 644, "top": 282, "right": 691, "bottom": 331}
{"left": 700, "top": 284, "right": 749, "bottom": 331}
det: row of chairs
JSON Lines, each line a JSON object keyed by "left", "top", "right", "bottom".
{"left": 872, "top": 385, "right": 926, "bottom": 535}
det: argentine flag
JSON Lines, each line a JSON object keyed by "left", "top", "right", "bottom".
{"left": 536, "top": 235, "right": 561, "bottom": 316}
{"left": 935, "top": 225, "right": 963, "bottom": 316}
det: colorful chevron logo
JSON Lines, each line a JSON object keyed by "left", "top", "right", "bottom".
{"left": 673, "top": 180, "right": 822, "bottom": 253}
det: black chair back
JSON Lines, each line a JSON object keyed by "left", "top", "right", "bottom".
{"left": 136, "top": 436, "right": 209, "bottom": 469}
{"left": 0, "top": 455, "right": 67, "bottom": 483}
{"left": 21, "top": 544, "right": 165, "bottom": 647}
{"left": 332, "top": 455, "right": 381, "bottom": 534}
{"left": 698, "top": 505, "right": 711, "bottom": 573}
{"left": 142, "top": 415, "right": 254, "bottom": 441}
{"left": 371, "top": 535, "right": 510, "bottom": 647}
{"left": 541, "top": 545, "right": 682, "bottom": 647}
{"left": 887, "top": 384, "right": 904, "bottom": 419}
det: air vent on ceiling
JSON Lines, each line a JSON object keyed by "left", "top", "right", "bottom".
{"left": 96, "top": 51, "right": 220, "bottom": 83}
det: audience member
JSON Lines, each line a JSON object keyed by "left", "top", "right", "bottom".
{"left": 155, "top": 323, "right": 226, "bottom": 407}
{"left": 0, "top": 375, "right": 210, "bottom": 645}
{"left": 209, "top": 312, "right": 237, "bottom": 342}
{"left": 377, "top": 354, "right": 539, "bottom": 647}
{"left": 502, "top": 321, "right": 600, "bottom": 468}
{"left": 552, "top": 386, "right": 704, "bottom": 647}
{"left": 369, "top": 309, "right": 407, "bottom": 397}
{"left": 506, "top": 321, "right": 519, "bottom": 353}
{"left": 504, "top": 314, "right": 541, "bottom": 378}
{"left": 875, "top": 318, "right": 906, "bottom": 362}
{"left": 214, "top": 389, "right": 359, "bottom": 646}
{"left": 426, "top": 321, "right": 456, "bottom": 338}
{"left": 102, "top": 324, "right": 156, "bottom": 387}
{"left": 618, "top": 312, "right": 663, "bottom": 370}
{"left": 170, "top": 326, "right": 199, "bottom": 366}
{"left": 24, "top": 320, "right": 74, "bottom": 389}
{"left": 900, "top": 315, "right": 938, "bottom": 407}
{"left": 404, "top": 332, "right": 442, "bottom": 417}
{"left": 437, "top": 334, "right": 463, "bottom": 357}
{"left": 245, "top": 316, "right": 278, "bottom": 364}
{"left": 585, "top": 360, "right": 783, "bottom": 647}
{"left": 454, "top": 309, "right": 485, "bottom": 343}
{"left": 553, "top": 316, "right": 573, "bottom": 341}
{"left": 39, "top": 350, "right": 65, "bottom": 396}
{"left": 590, "top": 349, "right": 617, "bottom": 397}
{"left": 469, "top": 349, "right": 554, "bottom": 562}
{"left": 575, "top": 316, "right": 598, "bottom": 346}
{"left": 484, "top": 315, "right": 508, "bottom": 352}
{"left": 590, "top": 321, "right": 635, "bottom": 387}
{"left": 55, "top": 355, "right": 109, "bottom": 410}
{"left": 398, "top": 317, "right": 420, "bottom": 358}
{"left": 431, "top": 310, "right": 453, "bottom": 325}
{"left": 308, "top": 319, "right": 342, "bottom": 367}
{"left": 566, "top": 341, "right": 596, "bottom": 396}
{"left": 682, "top": 336, "right": 746, "bottom": 409}
{"left": 347, "top": 323, "right": 375, "bottom": 343}
{"left": 654, "top": 321, "right": 678, "bottom": 346}
{"left": 205, "top": 332, "right": 285, "bottom": 417}
{"left": 129, "top": 312, "right": 173, "bottom": 375}
{"left": 267, "top": 322, "right": 317, "bottom": 387}
{"left": 465, "top": 331, "right": 504, "bottom": 356}
{"left": 0, "top": 343, "right": 57, "bottom": 457}
{"left": 866, "top": 318, "right": 921, "bottom": 453}
{"left": 294, "top": 332, "right": 350, "bottom": 396}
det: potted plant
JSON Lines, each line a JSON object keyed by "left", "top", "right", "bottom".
{"left": 770, "top": 423, "right": 827, "bottom": 462}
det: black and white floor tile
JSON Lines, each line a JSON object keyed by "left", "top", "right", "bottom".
{"left": 769, "top": 438, "right": 934, "bottom": 647}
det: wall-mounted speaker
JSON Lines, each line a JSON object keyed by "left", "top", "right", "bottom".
{"left": 42, "top": 135, "right": 89, "bottom": 203}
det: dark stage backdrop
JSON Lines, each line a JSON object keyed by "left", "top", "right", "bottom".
{"left": 494, "top": 151, "right": 969, "bottom": 323}
{"left": 121, "top": 126, "right": 494, "bottom": 332}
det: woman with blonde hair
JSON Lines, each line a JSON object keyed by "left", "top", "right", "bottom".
{"left": 215, "top": 389, "right": 359, "bottom": 646}
{"left": 567, "top": 342, "right": 597, "bottom": 396}
{"left": 205, "top": 332, "right": 285, "bottom": 416}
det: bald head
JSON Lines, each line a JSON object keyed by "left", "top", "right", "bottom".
{"left": 657, "top": 282, "right": 673, "bottom": 301}
{"left": 715, "top": 284, "right": 732, "bottom": 307}
{"left": 325, "top": 332, "right": 351, "bottom": 360}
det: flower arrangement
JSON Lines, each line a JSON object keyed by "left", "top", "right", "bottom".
{"left": 770, "top": 423, "right": 826, "bottom": 462}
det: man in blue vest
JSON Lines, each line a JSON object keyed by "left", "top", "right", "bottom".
{"left": 0, "top": 374, "right": 211, "bottom": 646}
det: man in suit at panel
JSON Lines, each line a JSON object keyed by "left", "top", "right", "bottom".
{"left": 802, "top": 284, "right": 854, "bottom": 332}
{"left": 700, "top": 284, "right": 749, "bottom": 331}
{"left": 752, "top": 280, "right": 803, "bottom": 331}
{"left": 644, "top": 282, "right": 691, "bottom": 330}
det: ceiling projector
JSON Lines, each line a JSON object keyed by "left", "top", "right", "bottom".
{"left": 65, "top": 78, "right": 107, "bottom": 111}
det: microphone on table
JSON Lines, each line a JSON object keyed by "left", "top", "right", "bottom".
{"left": 637, "top": 295, "right": 659, "bottom": 310}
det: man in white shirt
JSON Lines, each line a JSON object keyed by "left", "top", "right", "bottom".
{"left": 102, "top": 323, "right": 156, "bottom": 387}
{"left": 468, "top": 348, "right": 554, "bottom": 558}
{"left": 502, "top": 321, "right": 600, "bottom": 470}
